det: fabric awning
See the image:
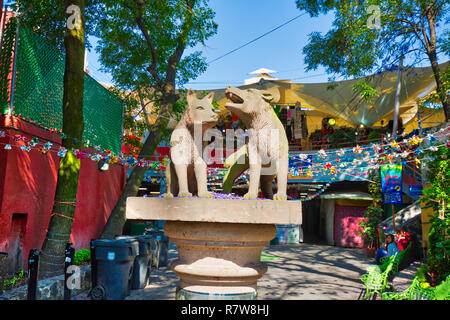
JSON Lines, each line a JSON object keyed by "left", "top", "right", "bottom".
{"left": 209, "top": 61, "right": 449, "bottom": 127}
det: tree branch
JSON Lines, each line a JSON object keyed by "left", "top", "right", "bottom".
{"left": 124, "top": 1, "right": 164, "bottom": 87}
{"left": 425, "top": 4, "right": 437, "bottom": 53}
{"left": 165, "top": 0, "right": 196, "bottom": 86}
{"left": 18, "top": 5, "right": 34, "bottom": 18}
{"left": 137, "top": 87, "right": 155, "bottom": 126}
{"left": 396, "top": 18, "right": 428, "bottom": 51}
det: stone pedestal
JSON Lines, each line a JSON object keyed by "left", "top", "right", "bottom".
{"left": 126, "top": 198, "right": 301, "bottom": 300}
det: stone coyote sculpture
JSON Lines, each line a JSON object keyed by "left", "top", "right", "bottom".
{"left": 223, "top": 86, "right": 288, "bottom": 200}
{"left": 164, "top": 89, "right": 218, "bottom": 198}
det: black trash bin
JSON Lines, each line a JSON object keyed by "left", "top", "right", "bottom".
{"left": 90, "top": 239, "right": 139, "bottom": 300}
{"left": 145, "top": 230, "right": 169, "bottom": 269}
{"left": 115, "top": 235, "right": 156, "bottom": 289}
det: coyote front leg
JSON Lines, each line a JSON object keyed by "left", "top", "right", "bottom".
{"left": 174, "top": 164, "right": 192, "bottom": 197}
{"left": 162, "top": 163, "right": 174, "bottom": 198}
{"left": 273, "top": 157, "right": 288, "bottom": 200}
{"left": 194, "top": 158, "right": 212, "bottom": 198}
{"left": 244, "top": 141, "right": 261, "bottom": 199}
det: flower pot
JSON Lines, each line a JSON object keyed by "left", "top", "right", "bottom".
{"left": 366, "top": 247, "right": 376, "bottom": 258}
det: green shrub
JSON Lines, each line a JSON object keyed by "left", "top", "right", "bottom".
{"left": 420, "top": 143, "right": 450, "bottom": 282}
{"left": 359, "top": 205, "right": 383, "bottom": 247}
{"left": 415, "top": 263, "right": 430, "bottom": 283}
{"left": 1, "top": 270, "right": 25, "bottom": 290}
{"left": 73, "top": 249, "right": 91, "bottom": 265}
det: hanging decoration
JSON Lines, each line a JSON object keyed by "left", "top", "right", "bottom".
{"left": 0, "top": 125, "right": 448, "bottom": 188}
{"left": 303, "top": 182, "right": 332, "bottom": 201}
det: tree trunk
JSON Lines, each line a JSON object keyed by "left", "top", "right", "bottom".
{"left": 39, "top": 0, "right": 85, "bottom": 277}
{"left": 425, "top": 7, "right": 450, "bottom": 122}
{"left": 100, "top": 85, "right": 178, "bottom": 238}
{"left": 100, "top": 114, "right": 169, "bottom": 239}
{"left": 428, "top": 51, "right": 450, "bottom": 122}
{"left": 101, "top": 89, "right": 168, "bottom": 238}
{"left": 100, "top": 1, "right": 192, "bottom": 238}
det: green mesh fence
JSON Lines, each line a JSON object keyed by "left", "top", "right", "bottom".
{"left": 0, "top": 18, "right": 16, "bottom": 114}
{"left": 4, "top": 24, "right": 123, "bottom": 154}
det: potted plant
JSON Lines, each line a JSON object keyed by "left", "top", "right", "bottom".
{"left": 359, "top": 205, "right": 384, "bottom": 257}
{"left": 359, "top": 169, "right": 384, "bottom": 257}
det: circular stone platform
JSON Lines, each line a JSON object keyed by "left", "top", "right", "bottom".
{"left": 126, "top": 197, "right": 301, "bottom": 300}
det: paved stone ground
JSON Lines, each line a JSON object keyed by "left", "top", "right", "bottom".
{"left": 258, "top": 244, "right": 370, "bottom": 300}
{"left": 73, "top": 242, "right": 377, "bottom": 300}
{"left": 391, "top": 261, "right": 421, "bottom": 292}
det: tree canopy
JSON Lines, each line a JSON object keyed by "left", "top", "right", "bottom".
{"left": 98, "top": 0, "right": 218, "bottom": 238}
{"left": 93, "top": 0, "right": 217, "bottom": 92}
{"left": 296, "top": 0, "right": 450, "bottom": 120}
{"left": 297, "top": 0, "right": 448, "bottom": 76}
{"left": 15, "top": 0, "right": 99, "bottom": 51}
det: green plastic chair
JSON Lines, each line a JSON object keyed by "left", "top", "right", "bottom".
{"left": 408, "top": 283, "right": 435, "bottom": 300}
{"left": 361, "top": 257, "right": 395, "bottom": 300}
{"left": 382, "top": 277, "right": 433, "bottom": 300}
{"left": 365, "top": 264, "right": 381, "bottom": 274}
{"left": 379, "top": 253, "right": 398, "bottom": 273}
{"left": 379, "top": 244, "right": 411, "bottom": 275}
{"left": 382, "top": 275, "right": 450, "bottom": 300}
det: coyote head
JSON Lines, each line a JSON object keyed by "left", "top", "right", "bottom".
{"left": 184, "top": 89, "right": 218, "bottom": 131}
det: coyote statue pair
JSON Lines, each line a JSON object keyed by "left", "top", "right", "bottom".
{"left": 164, "top": 87, "right": 288, "bottom": 200}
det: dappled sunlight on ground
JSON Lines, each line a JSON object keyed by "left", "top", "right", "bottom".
{"left": 73, "top": 243, "right": 372, "bottom": 300}
{"left": 258, "top": 244, "right": 370, "bottom": 300}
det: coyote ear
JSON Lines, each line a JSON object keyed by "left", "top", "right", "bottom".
{"left": 262, "top": 88, "right": 280, "bottom": 103}
{"left": 261, "top": 91, "right": 274, "bottom": 103}
{"left": 204, "top": 91, "right": 214, "bottom": 103}
{"left": 187, "top": 88, "right": 196, "bottom": 106}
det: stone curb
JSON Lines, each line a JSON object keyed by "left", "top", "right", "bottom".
{"left": 0, "top": 265, "right": 91, "bottom": 300}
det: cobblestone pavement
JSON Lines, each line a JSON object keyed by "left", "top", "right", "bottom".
{"left": 73, "top": 242, "right": 376, "bottom": 300}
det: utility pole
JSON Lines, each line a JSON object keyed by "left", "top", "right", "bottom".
{"left": 392, "top": 55, "right": 404, "bottom": 138}
{"left": 391, "top": 55, "right": 404, "bottom": 233}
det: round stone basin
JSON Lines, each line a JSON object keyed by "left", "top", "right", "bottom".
{"left": 126, "top": 197, "right": 302, "bottom": 300}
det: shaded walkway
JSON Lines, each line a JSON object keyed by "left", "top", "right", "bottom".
{"left": 258, "top": 244, "right": 369, "bottom": 300}
{"left": 73, "top": 243, "right": 371, "bottom": 300}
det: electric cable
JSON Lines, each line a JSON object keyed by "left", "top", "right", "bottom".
{"left": 207, "top": 12, "right": 307, "bottom": 64}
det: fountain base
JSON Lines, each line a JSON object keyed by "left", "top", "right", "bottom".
{"left": 126, "top": 197, "right": 301, "bottom": 300}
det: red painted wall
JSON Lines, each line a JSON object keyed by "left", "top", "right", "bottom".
{"left": 333, "top": 204, "right": 365, "bottom": 248}
{"left": 0, "top": 115, "right": 126, "bottom": 268}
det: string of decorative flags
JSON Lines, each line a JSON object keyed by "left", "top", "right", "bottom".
{"left": 1, "top": 125, "right": 449, "bottom": 178}
{"left": 303, "top": 182, "right": 332, "bottom": 201}
{"left": 0, "top": 129, "right": 167, "bottom": 170}
{"left": 289, "top": 126, "right": 450, "bottom": 175}
{"left": 288, "top": 142, "right": 448, "bottom": 178}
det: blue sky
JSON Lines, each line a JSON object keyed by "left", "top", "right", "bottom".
{"left": 86, "top": 0, "right": 338, "bottom": 87}
{"left": 85, "top": 0, "right": 448, "bottom": 89}
{"left": 181, "top": 0, "right": 338, "bottom": 89}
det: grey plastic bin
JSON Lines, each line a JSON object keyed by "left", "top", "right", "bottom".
{"left": 115, "top": 235, "right": 156, "bottom": 289}
{"left": 145, "top": 230, "right": 169, "bottom": 269}
{"left": 90, "top": 239, "right": 139, "bottom": 300}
